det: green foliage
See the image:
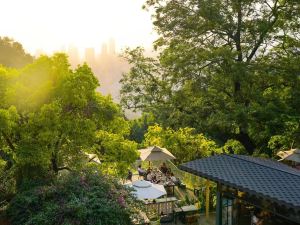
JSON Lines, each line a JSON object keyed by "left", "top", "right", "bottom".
{"left": 0, "top": 163, "right": 16, "bottom": 201}
{"left": 0, "top": 52, "right": 140, "bottom": 222}
{"left": 121, "top": 0, "right": 300, "bottom": 156}
{"left": 7, "top": 169, "right": 140, "bottom": 225}
{"left": 129, "top": 113, "right": 155, "bottom": 144}
{"left": 0, "top": 37, "right": 33, "bottom": 69}
{"left": 95, "top": 130, "right": 138, "bottom": 177}
{"left": 223, "top": 139, "right": 247, "bottom": 155}
{"left": 0, "top": 54, "right": 138, "bottom": 188}
{"left": 0, "top": 106, "right": 19, "bottom": 133}
{"left": 143, "top": 124, "right": 220, "bottom": 163}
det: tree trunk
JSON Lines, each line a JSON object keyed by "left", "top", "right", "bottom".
{"left": 51, "top": 152, "right": 59, "bottom": 174}
{"left": 233, "top": 0, "right": 242, "bottom": 97}
{"left": 236, "top": 131, "right": 255, "bottom": 155}
{"left": 0, "top": 149, "right": 13, "bottom": 170}
{"left": 1, "top": 131, "right": 15, "bottom": 151}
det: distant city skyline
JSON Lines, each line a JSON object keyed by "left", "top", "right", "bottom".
{"left": 0, "top": 0, "right": 157, "bottom": 55}
{"left": 59, "top": 38, "right": 129, "bottom": 103}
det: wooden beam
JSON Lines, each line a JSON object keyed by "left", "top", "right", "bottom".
{"left": 205, "top": 179, "right": 210, "bottom": 218}
{"left": 216, "top": 186, "right": 222, "bottom": 225}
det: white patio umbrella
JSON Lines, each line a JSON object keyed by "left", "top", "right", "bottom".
{"left": 139, "top": 146, "right": 176, "bottom": 161}
{"left": 130, "top": 180, "right": 166, "bottom": 200}
{"left": 84, "top": 153, "right": 101, "bottom": 164}
{"left": 277, "top": 148, "right": 300, "bottom": 163}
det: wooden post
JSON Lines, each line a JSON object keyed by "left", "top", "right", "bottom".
{"left": 216, "top": 184, "right": 222, "bottom": 225}
{"left": 205, "top": 179, "right": 210, "bottom": 219}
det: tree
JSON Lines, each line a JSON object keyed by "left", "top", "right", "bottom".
{"left": 121, "top": 0, "right": 300, "bottom": 156}
{"left": 95, "top": 130, "right": 138, "bottom": 177}
{"left": 0, "top": 54, "right": 138, "bottom": 188}
{"left": 129, "top": 113, "right": 156, "bottom": 144}
{"left": 0, "top": 37, "right": 33, "bottom": 68}
{"left": 223, "top": 139, "right": 247, "bottom": 155}
{"left": 143, "top": 124, "right": 220, "bottom": 164}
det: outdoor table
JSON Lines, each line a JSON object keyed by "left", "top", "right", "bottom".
{"left": 180, "top": 205, "right": 199, "bottom": 224}
{"left": 146, "top": 168, "right": 178, "bottom": 196}
{"left": 181, "top": 205, "right": 198, "bottom": 213}
{"left": 173, "top": 207, "right": 183, "bottom": 224}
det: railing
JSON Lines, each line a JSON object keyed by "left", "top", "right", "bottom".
{"left": 144, "top": 197, "right": 177, "bottom": 215}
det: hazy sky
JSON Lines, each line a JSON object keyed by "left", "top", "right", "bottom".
{"left": 0, "top": 0, "right": 156, "bottom": 54}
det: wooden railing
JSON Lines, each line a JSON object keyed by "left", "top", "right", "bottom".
{"left": 144, "top": 197, "right": 177, "bottom": 215}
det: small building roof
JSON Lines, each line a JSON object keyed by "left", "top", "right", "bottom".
{"left": 180, "top": 154, "right": 300, "bottom": 210}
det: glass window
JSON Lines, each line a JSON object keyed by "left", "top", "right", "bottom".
{"left": 222, "top": 198, "right": 233, "bottom": 225}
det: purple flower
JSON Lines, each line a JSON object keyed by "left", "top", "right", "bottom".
{"left": 117, "top": 196, "right": 126, "bottom": 207}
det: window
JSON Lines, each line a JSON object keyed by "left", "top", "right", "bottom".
{"left": 222, "top": 198, "right": 233, "bottom": 225}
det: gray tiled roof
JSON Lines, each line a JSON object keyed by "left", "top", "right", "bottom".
{"left": 180, "top": 154, "right": 300, "bottom": 210}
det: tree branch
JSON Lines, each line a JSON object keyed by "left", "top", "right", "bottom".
{"left": 0, "top": 149, "right": 14, "bottom": 170}
{"left": 1, "top": 131, "right": 15, "bottom": 151}
{"left": 247, "top": 0, "right": 281, "bottom": 61}
{"left": 57, "top": 166, "right": 72, "bottom": 172}
{"left": 234, "top": 0, "right": 243, "bottom": 62}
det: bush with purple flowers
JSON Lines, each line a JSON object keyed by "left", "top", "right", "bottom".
{"left": 7, "top": 168, "right": 142, "bottom": 225}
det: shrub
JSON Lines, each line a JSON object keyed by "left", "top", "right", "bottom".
{"left": 7, "top": 168, "right": 141, "bottom": 225}
{"left": 0, "top": 164, "right": 16, "bottom": 203}
{"left": 223, "top": 139, "right": 247, "bottom": 155}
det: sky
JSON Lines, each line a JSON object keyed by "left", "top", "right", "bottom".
{"left": 0, "top": 0, "right": 156, "bottom": 55}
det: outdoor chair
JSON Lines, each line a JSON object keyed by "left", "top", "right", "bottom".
{"left": 138, "top": 171, "right": 146, "bottom": 179}
{"left": 185, "top": 214, "right": 199, "bottom": 224}
{"left": 160, "top": 214, "right": 173, "bottom": 223}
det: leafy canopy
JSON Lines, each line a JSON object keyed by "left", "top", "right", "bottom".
{"left": 143, "top": 124, "right": 220, "bottom": 164}
{"left": 121, "top": 0, "right": 300, "bottom": 156}
{"left": 0, "top": 37, "right": 33, "bottom": 68}
{"left": 0, "top": 54, "right": 138, "bottom": 188}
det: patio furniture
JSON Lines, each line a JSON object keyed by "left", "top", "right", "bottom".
{"left": 173, "top": 207, "right": 183, "bottom": 224}
{"left": 160, "top": 214, "right": 173, "bottom": 223}
{"left": 181, "top": 205, "right": 198, "bottom": 213}
{"left": 185, "top": 214, "right": 199, "bottom": 224}
{"left": 139, "top": 146, "right": 176, "bottom": 162}
{"left": 180, "top": 205, "right": 199, "bottom": 224}
{"left": 138, "top": 170, "right": 145, "bottom": 179}
{"left": 130, "top": 180, "right": 167, "bottom": 200}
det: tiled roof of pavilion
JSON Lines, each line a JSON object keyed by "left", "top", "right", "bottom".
{"left": 180, "top": 154, "right": 300, "bottom": 210}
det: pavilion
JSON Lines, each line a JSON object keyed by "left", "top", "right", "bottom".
{"left": 180, "top": 154, "right": 300, "bottom": 225}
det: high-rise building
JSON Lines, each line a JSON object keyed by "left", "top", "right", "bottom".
{"left": 67, "top": 45, "right": 80, "bottom": 68}
{"left": 35, "top": 49, "right": 45, "bottom": 57}
{"left": 85, "top": 47, "right": 96, "bottom": 66}
{"left": 108, "top": 38, "right": 116, "bottom": 55}
{"left": 101, "top": 43, "right": 108, "bottom": 56}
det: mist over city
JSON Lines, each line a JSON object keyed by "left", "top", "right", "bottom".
{"left": 57, "top": 39, "right": 130, "bottom": 102}
{"left": 0, "top": 0, "right": 156, "bottom": 102}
